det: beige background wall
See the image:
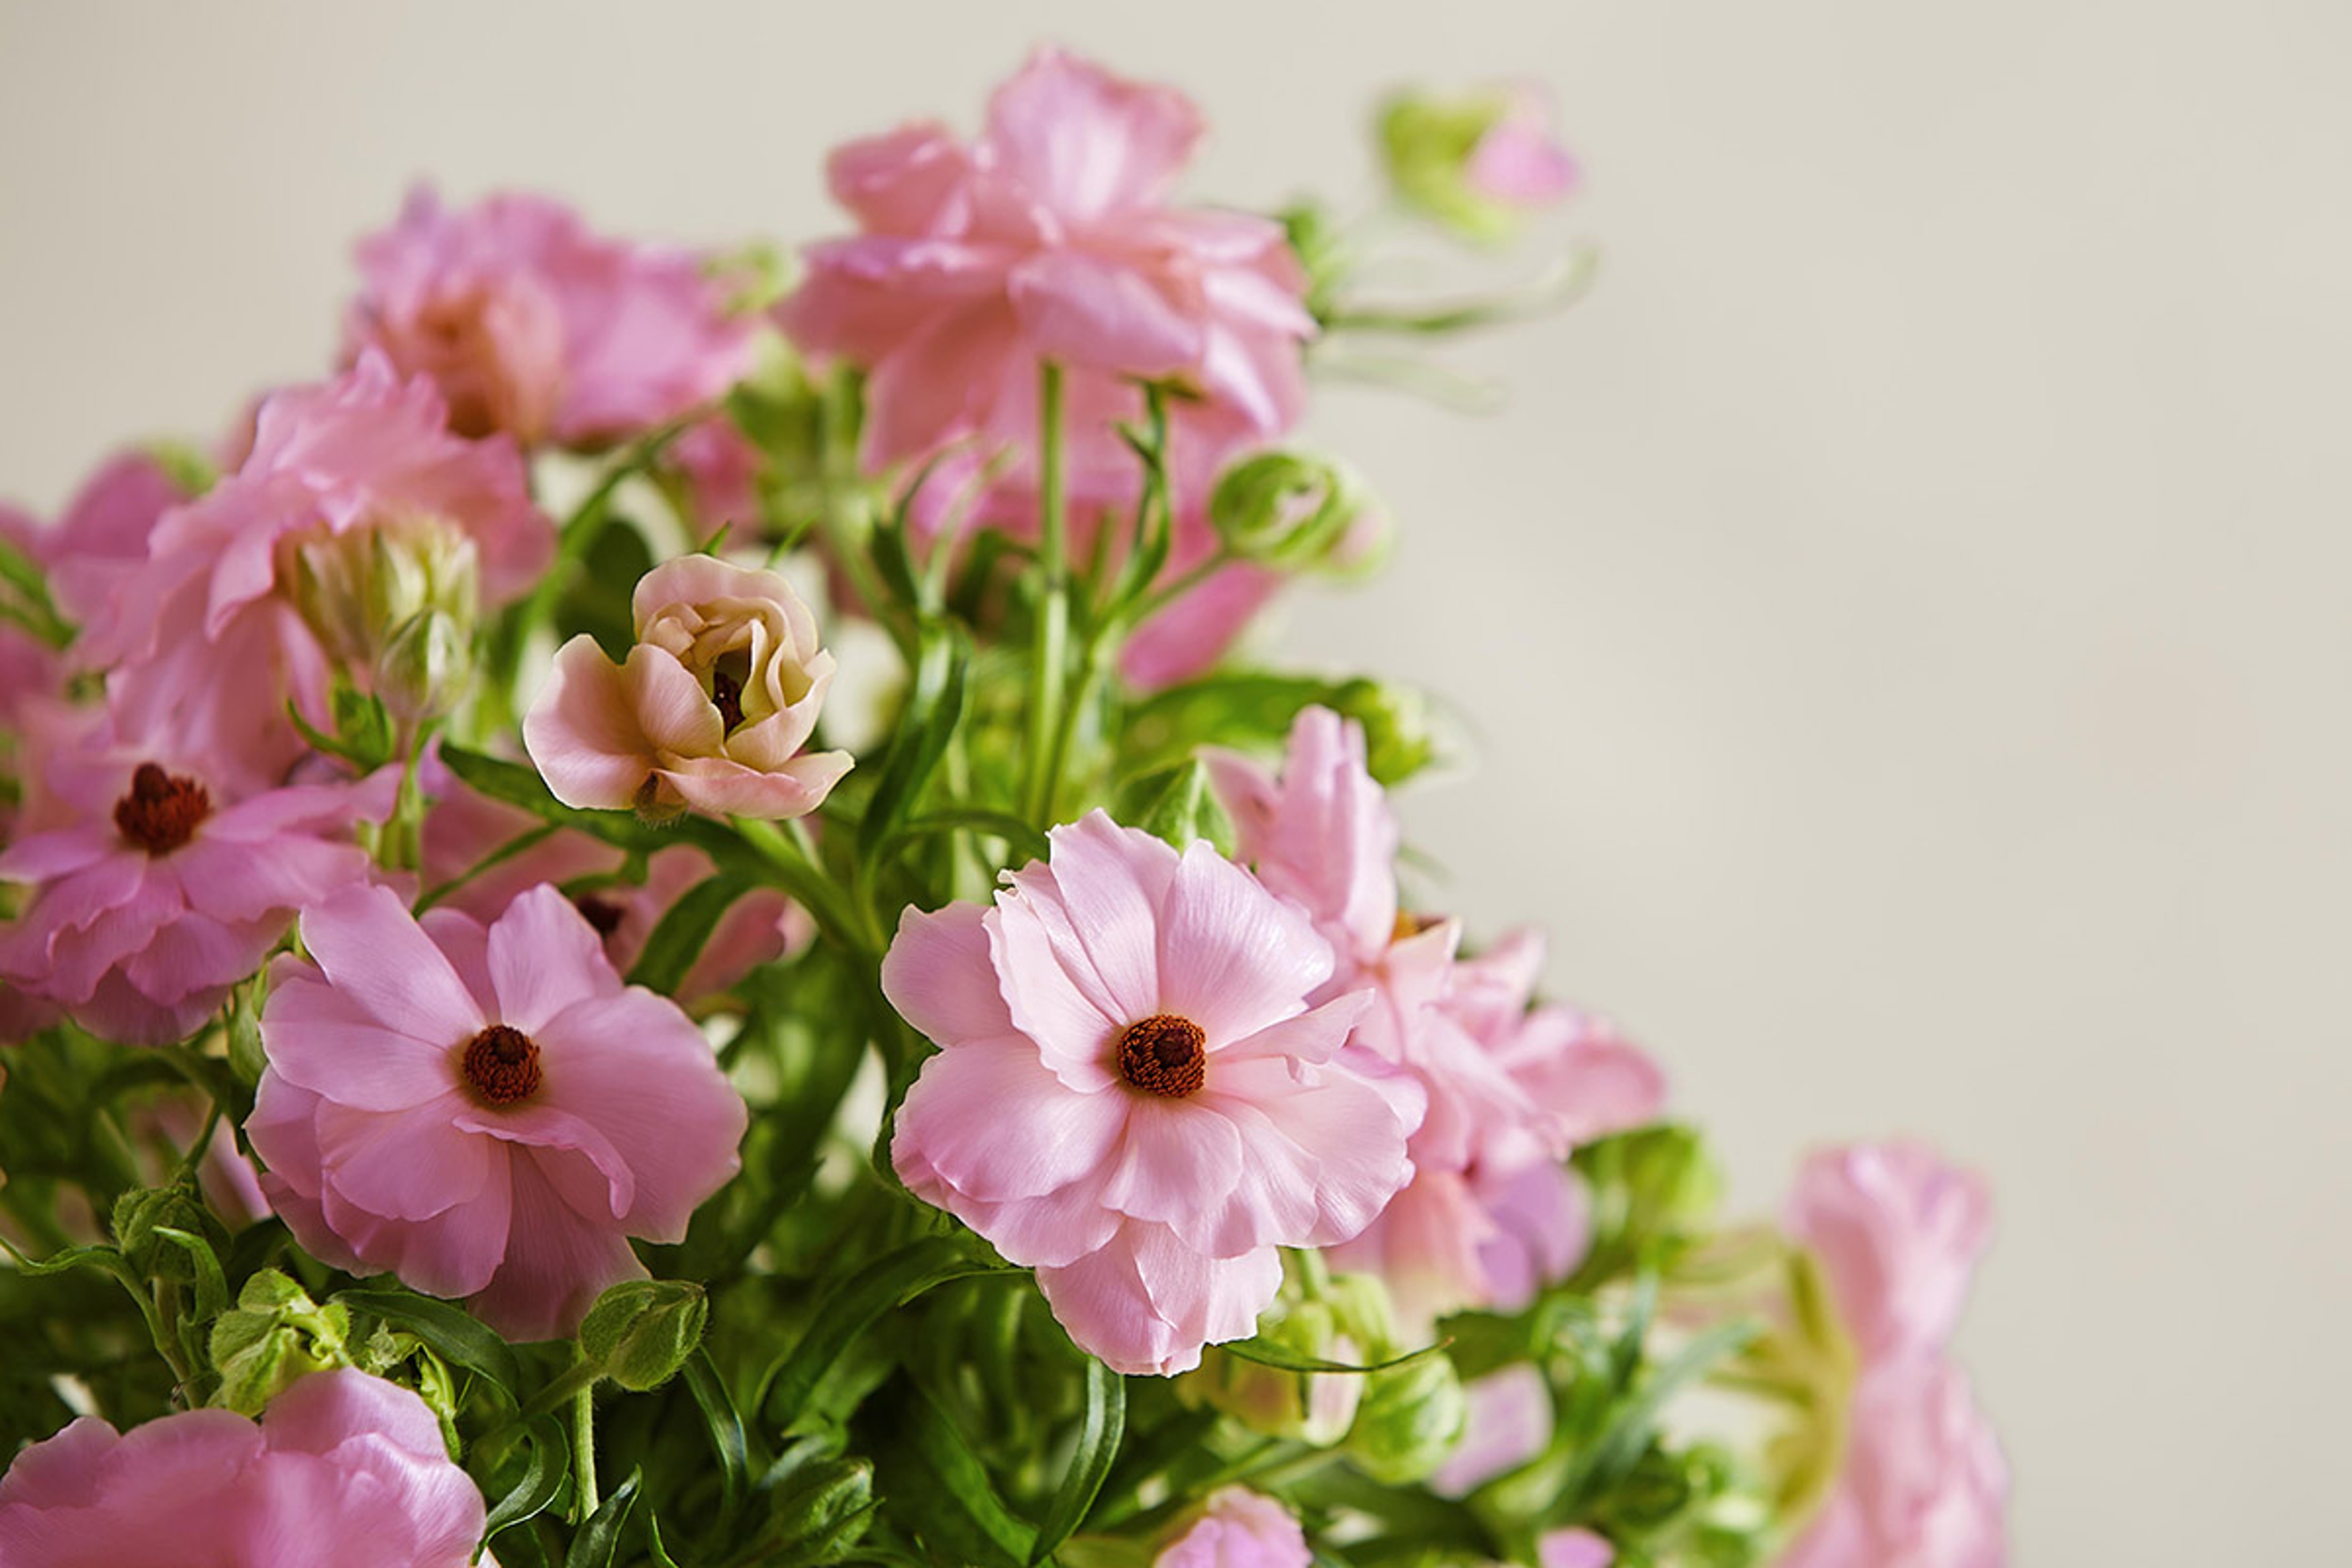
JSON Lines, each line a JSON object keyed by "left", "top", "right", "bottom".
{"left": 4, "top": 2, "right": 2345, "bottom": 1559}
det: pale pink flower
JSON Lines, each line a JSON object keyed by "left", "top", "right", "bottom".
{"left": 1537, "top": 1528, "right": 1616, "bottom": 1568}
{"left": 33, "top": 451, "right": 190, "bottom": 627}
{"left": 1119, "top": 508, "right": 1278, "bottom": 692}
{"left": 1466, "top": 87, "right": 1580, "bottom": 209}
{"left": 1788, "top": 1142, "right": 1992, "bottom": 1366}
{"left": 0, "top": 728, "right": 393, "bottom": 1046}
{"left": 1155, "top": 1486, "right": 1312, "bottom": 1568}
{"left": 76, "top": 354, "right": 551, "bottom": 793}
{"left": 0, "top": 1368, "right": 483, "bottom": 1568}
{"left": 780, "top": 48, "right": 1314, "bottom": 517}
{"left": 420, "top": 761, "right": 803, "bottom": 1003}
{"left": 884, "top": 813, "right": 1414, "bottom": 1375}
{"left": 1432, "top": 1363, "right": 1551, "bottom": 1496}
{"left": 348, "top": 186, "right": 755, "bottom": 449}
{"left": 249, "top": 883, "right": 748, "bottom": 1340}
{"left": 525, "top": 555, "right": 851, "bottom": 823}
{"left": 1781, "top": 1358, "right": 2008, "bottom": 1568}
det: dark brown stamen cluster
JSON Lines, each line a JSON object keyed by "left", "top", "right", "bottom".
{"left": 112, "top": 763, "right": 211, "bottom": 856}
{"left": 1117, "top": 1014, "right": 1207, "bottom": 1099}
{"left": 710, "top": 669, "right": 746, "bottom": 735}
{"left": 461, "top": 1024, "right": 543, "bottom": 1106}
{"left": 574, "top": 894, "right": 626, "bottom": 940}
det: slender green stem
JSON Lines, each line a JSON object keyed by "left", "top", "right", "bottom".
{"left": 734, "top": 817, "right": 881, "bottom": 958}
{"left": 1022, "top": 361, "right": 1069, "bottom": 826}
{"left": 571, "top": 1365, "right": 600, "bottom": 1523}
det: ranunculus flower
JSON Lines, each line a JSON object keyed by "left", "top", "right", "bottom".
{"left": 1788, "top": 1142, "right": 1992, "bottom": 1365}
{"left": 249, "top": 882, "right": 748, "bottom": 1340}
{"left": 0, "top": 726, "right": 393, "bottom": 1046}
{"left": 348, "top": 186, "right": 755, "bottom": 449}
{"left": 0, "top": 1368, "right": 484, "bottom": 1567}
{"left": 524, "top": 555, "right": 852, "bottom": 822}
{"left": 30, "top": 450, "right": 192, "bottom": 627}
{"left": 884, "top": 812, "right": 1415, "bottom": 1376}
{"left": 1154, "top": 1486, "right": 1312, "bottom": 1568}
{"left": 1780, "top": 1357, "right": 2008, "bottom": 1568}
{"left": 779, "top": 47, "right": 1314, "bottom": 517}
{"left": 1432, "top": 1363, "right": 1551, "bottom": 1496}
{"left": 1380, "top": 83, "right": 1578, "bottom": 243}
{"left": 1537, "top": 1528, "right": 1616, "bottom": 1568}
{"left": 76, "top": 353, "right": 551, "bottom": 793}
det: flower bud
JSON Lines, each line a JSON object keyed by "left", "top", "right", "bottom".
{"left": 375, "top": 608, "right": 471, "bottom": 725}
{"left": 577, "top": 1279, "right": 707, "bottom": 1392}
{"left": 209, "top": 1269, "right": 353, "bottom": 1415}
{"left": 1180, "top": 1297, "right": 1364, "bottom": 1446}
{"left": 1379, "top": 84, "right": 1578, "bottom": 244}
{"left": 1208, "top": 451, "right": 1380, "bottom": 575}
{"left": 289, "top": 515, "right": 481, "bottom": 673}
{"left": 1346, "top": 1347, "right": 1468, "bottom": 1484}
{"left": 110, "top": 1180, "right": 228, "bottom": 1283}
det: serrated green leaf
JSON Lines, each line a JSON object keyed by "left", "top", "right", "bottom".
{"left": 1027, "top": 1359, "right": 1125, "bottom": 1565}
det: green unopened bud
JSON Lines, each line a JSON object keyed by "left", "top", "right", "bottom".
{"left": 767, "top": 1457, "right": 876, "bottom": 1564}
{"left": 1208, "top": 451, "right": 1382, "bottom": 576}
{"left": 290, "top": 516, "right": 480, "bottom": 672}
{"left": 1379, "top": 85, "right": 1577, "bottom": 244}
{"left": 1596, "top": 1125, "right": 1722, "bottom": 1249}
{"left": 1325, "top": 679, "right": 1439, "bottom": 786}
{"left": 111, "top": 1181, "right": 228, "bottom": 1282}
{"left": 375, "top": 608, "right": 470, "bottom": 725}
{"left": 1183, "top": 1287, "right": 1367, "bottom": 1445}
{"left": 578, "top": 1280, "right": 707, "bottom": 1392}
{"left": 210, "top": 1268, "right": 353, "bottom": 1414}
{"left": 1346, "top": 1344, "right": 1468, "bottom": 1484}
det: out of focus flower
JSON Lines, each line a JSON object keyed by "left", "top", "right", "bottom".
{"left": 0, "top": 1368, "right": 484, "bottom": 1568}
{"left": 1537, "top": 1529, "right": 1616, "bottom": 1568}
{"left": 0, "top": 728, "right": 392, "bottom": 1045}
{"left": 1788, "top": 1142, "right": 1992, "bottom": 1366}
{"left": 525, "top": 555, "right": 851, "bottom": 822}
{"left": 249, "top": 883, "right": 747, "bottom": 1340}
{"left": 780, "top": 48, "right": 1314, "bottom": 517}
{"left": 1154, "top": 1486, "right": 1312, "bottom": 1568}
{"left": 348, "top": 186, "right": 755, "bottom": 449}
{"left": 1432, "top": 1363, "right": 1550, "bottom": 1496}
{"left": 884, "top": 813, "right": 1414, "bottom": 1375}
{"left": 1780, "top": 1357, "right": 2007, "bottom": 1568}
{"left": 1120, "top": 507, "right": 1278, "bottom": 693}
{"left": 1379, "top": 83, "right": 1578, "bottom": 243}
{"left": 76, "top": 354, "right": 551, "bottom": 792}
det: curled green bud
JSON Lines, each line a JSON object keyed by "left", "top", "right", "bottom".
{"left": 1208, "top": 451, "right": 1382, "bottom": 576}
{"left": 1379, "top": 85, "right": 1578, "bottom": 244}
{"left": 578, "top": 1279, "right": 707, "bottom": 1392}
{"left": 210, "top": 1268, "right": 353, "bottom": 1415}
{"left": 289, "top": 516, "right": 480, "bottom": 674}
{"left": 1346, "top": 1343, "right": 1468, "bottom": 1484}
{"left": 1182, "top": 1294, "right": 1363, "bottom": 1445}
{"left": 110, "top": 1182, "right": 227, "bottom": 1283}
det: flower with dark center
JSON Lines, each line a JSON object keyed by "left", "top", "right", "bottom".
{"left": 461, "top": 1023, "right": 542, "bottom": 1106}
{"left": 573, "top": 894, "right": 626, "bottom": 940}
{"left": 112, "top": 763, "right": 211, "bottom": 856}
{"left": 1117, "top": 1013, "right": 1207, "bottom": 1099}
{"left": 710, "top": 668, "right": 746, "bottom": 735}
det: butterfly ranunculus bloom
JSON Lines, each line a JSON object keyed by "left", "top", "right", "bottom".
{"left": 884, "top": 812, "right": 1415, "bottom": 1376}
{"left": 75, "top": 352, "right": 552, "bottom": 793}
{"left": 1788, "top": 1141, "right": 1993, "bottom": 1366}
{"left": 1538, "top": 1528, "right": 1617, "bottom": 1568}
{"left": 249, "top": 881, "right": 748, "bottom": 1340}
{"left": 524, "top": 554, "right": 852, "bottom": 822}
{"left": 0, "top": 728, "right": 393, "bottom": 1046}
{"left": 778, "top": 47, "right": 1314, "bottom": 516}
{"left": 346, "top": 186, "right": 755, "bottom": 450}
{"left": 1153, "top": 1485, "right": 1313, "bottom": 1568}
{"left": 0, "top": 1368, "right": 484, "bottom": 1568}
{"left": 1780, "top": 1357, "right": 2008, "bottom": 1568}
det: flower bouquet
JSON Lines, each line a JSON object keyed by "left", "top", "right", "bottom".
{"left": 0, "top": 48, "right": 2006, "bottom": 1568}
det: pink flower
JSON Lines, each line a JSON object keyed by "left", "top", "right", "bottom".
{"left": 348, "top": 186, "right": 755, "bottom": 449}
{"left": 1119, "top": 508, "right": 1278, "bottom": 692}
{"left": 884, "top": 813, "right": 1414, "bottom": 1375}
{"left": 1466, "top": 87, "right": 1580, "bottom": 209}
{"left": 1432, "top": 1363, "right": 1551, "bottom": 1496}
{"left": 1781, "top": 1358, "right": 2008, "bottom": 1568}
{"left": 1788, "top": 1142, "right": 1992, "bottom": 1366}
{"left": 421, "top": 764, "right": 803, "bottom": 1003}
{"left": 32, "top": 451, "right": 190, "bottom": 627}
{"left": 0, "top": 1368, "right": 484, "bottom": 1568}
{"left": 77, "top": 355, "right": 551, "bottom": 793}
{"left": 1537, "top": 1528, "right": 1617, "bottom": 1568}
{"left": 1154, "top": 1486, "right": 1312, "bottom": 1568}
{"left": 0, "top": 727, "right": 393, "bottom": 1046}
{"left": 249, "top": 882, "right": 748, "bottom": 1340}
{"left": 525, "top": 555, "right": 851, "bottom": 823}
{"left": 780, "top": 48, "right": 1314, "bottom": 516}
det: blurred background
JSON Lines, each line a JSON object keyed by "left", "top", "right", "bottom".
{"left": 3, "top": 2, "right": 2345, "bottom": 1559}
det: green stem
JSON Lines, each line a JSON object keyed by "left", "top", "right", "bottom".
{"left": 571, "top": 1365, "right": 600, "bottom": 1524}
{"left": 1022, "top": 361, "right": 1069, "bottom": 826}
{"left": 734, "top": 817, "right": 881, "bottom": 959}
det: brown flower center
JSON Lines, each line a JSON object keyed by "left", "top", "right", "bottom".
{"left": 1117, "top": 1014, "right": 1207, "bottom": 1099}
{"left": 461, "top": 1024, "right": 542, "bottom": 1105}
{"left": 573, "top": 894, "right": 626, "bottom": 940}
{"left": 112, "top": 763, "right": 211, "bottom": 856}
{"left": 710, "top": 668, "right": 746, "bottom": 735}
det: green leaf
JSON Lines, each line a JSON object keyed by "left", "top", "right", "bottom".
{"left": 480, "top": 1415, "right": 571, "bottom": 1550}
{"left": 625, "top": 873, "right": 753, "bottom": 993}
{"left": 857, "top": 627, "right": 970, "bottom": 859}
{"left": 905, "top": 1382, "right": 1035, "bottom": 1562}
{"left": 563, "top": 1466, "right": 643, "bottom": 1568}
{"left": 1027, "top": 1359, "right": 1125, "bottom": 1565}
{"left": 1221, "top": 1335, "right": 1452, "bottom": 1376}
{"left": 1556, "top": 1319, "right": 1761, "bottom": 1513}
{"left": 1126, "top": 759, "right": 1233, "bottom": 855}
{"left": 438, "top": 746, "right": 669, "bottom": 854}
{"left": 333, "top": 1287, "right": 521, "bottom": 1399}
{"left": 874, "top": 809, "right": 1051, "bottom": 870}
{"left": 682, "top": 1348, "right": 748, "bottom": 1523}
{"left": 149, "top": 1226, "right": 228, "bottom": 1323}
{"left": 759, "top": 1237, "right": 1012, "bottom": 1430}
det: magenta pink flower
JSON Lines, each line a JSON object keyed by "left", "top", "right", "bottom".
{"left": 0, "top": 1368, "right": 483, "bottom": 1568}
{"left": 524, "top": 555, "right": 851, "bottom": 823}
{"left": 780, "top": 48, "right": 1314, "bottom": 516}
{"left": 249, "top": 882, "right": 748, "bottom": 1340}
{"left": 1537, "top": 1528, "right": 1617, "bottom": 1568}
{"left": 1788, "top": 1142, "right": 1993, "bottom": 1366}
{"left": 76, "top": 354, "right": 551, "bottom": 791}
{"left": 29, "top": 451, "right": 190, "bottom": 627}
{"left": 1154, "top": 1486, "right": 1311, "bottom": 1568}
{"left": 0, "top": 727, "right": 393, "bottom": 1046}
{"left": 1781, "top": 1357, "right": 2008, "bottom": 1568}
{"left": 884, "top": 813, "right": 1414, "bottom": 1374}
{"left": 348, "top": 186, "right": 755, "bottom": 449}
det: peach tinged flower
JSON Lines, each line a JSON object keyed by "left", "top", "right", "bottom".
{"left": 524, "top": 556, "right": 851, "bottom": 823}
